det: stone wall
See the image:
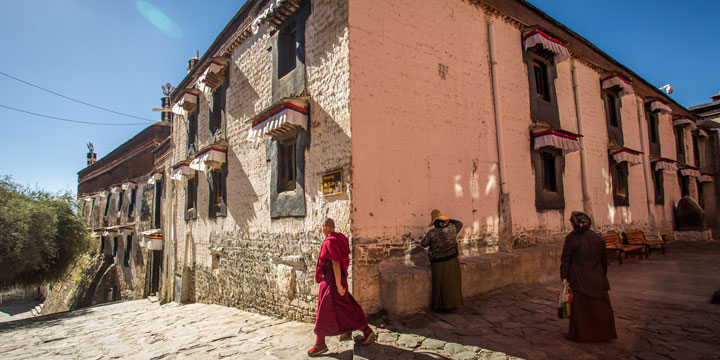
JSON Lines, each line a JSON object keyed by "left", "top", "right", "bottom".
{"left": 168, "top": 0, "right": 351, "bottom": 320}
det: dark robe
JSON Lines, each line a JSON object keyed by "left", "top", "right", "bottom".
{"left": 560, "top": 228, "right": 617, "bottom": 341}
{"left": 313, "top": 232, "right": 367, "bottom": 337}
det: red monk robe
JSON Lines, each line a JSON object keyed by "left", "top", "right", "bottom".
{"left": 313, "top": 231, "right": 368, "bottom": 337}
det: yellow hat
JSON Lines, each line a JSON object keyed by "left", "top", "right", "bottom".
{"left": 429, "top": 209, "right": 449, "bottom": 226}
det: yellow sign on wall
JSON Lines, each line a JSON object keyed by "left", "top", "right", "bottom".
{"left": 322, "top": 170, "right": 342, "bottom": 197}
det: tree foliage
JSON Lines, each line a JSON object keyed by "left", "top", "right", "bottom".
{"left": 0, "top": 176, "right": 91, "bottom": 290}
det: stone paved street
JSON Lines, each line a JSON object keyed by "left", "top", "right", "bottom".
{"left": 1, "top": 242, "right": 719, "bottom": 359}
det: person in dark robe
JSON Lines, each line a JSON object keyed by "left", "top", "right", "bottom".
{"left": 560, "top": 211, "right": 617, "bottom": 342}
{"left": 307, "top": 218, "right": 375, "bottom": 357}
{"left": 421, "top": 209, "right": 463, "bottom": 311}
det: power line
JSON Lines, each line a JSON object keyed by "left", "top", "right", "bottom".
{"left": 0, "top": 104, "right": 148, "bottom": 126}
{"left": 0, "top": 71, "right": 155, "bottom": 122}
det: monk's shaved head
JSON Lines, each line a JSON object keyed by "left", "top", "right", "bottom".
{"left": 323, "top": 218, "right": 335, "bottom": 229}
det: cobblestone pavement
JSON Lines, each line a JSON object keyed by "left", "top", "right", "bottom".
{"left": 0, "top": 242, "right": 718, "bottom": 359}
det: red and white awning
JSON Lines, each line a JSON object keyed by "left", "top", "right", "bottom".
{"left": 672, "top": 117, "right": 697, "bottom": 130}
{"left": 147, "top": 172, "right": 163, "bottom": 185}
{"left": 171, "top": 91, "right": 199, "bottom": 116}
{"left": 102, "top": 227, "right": 119, "bottom": 237}
{"left": 190, "top": 147, "right": 227, "bottom": 172}
{"left": 248, "top": 101, "right": 308, "bottom": 140}
{"left": 196, "top": 59, "right": 229, "bottom": 94}
{"left": 532, "top": 129, "right": 582, "bottom": 154}
{"left": 251, "top": 0, "right": 303, "bottom": 34}
{"left": 699, "top": 173, "right": 714, "bottom": 183}
{"left": 646, "top": 99, "right": 672, "bottom": 114}
{"left": 119, "top": 226, "right": 134, "bottom": 236}
{"left": 121, "top": 181, "right": 136, "bottom": 190}
{"left": 679, "top": 167, "right": 701, "bottom": 178}
{"left": 610, "top": 148, "right": 642, "bottom": 166}
{"left": 523, "top": 30, "right": 570, "bottom": 63}
{"left": 141, "top": 229, "right": 164, "bottom": 250}
{"left": 601, "top": 74, "right": 634, "bottom": 97}
{"left": 653, "top": 159, "right": 678, "bottom": 172}
{"left": 170, "top": 162, "right": 194, "bottom": 181}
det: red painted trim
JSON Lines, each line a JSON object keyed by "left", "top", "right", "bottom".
{"left": 172, "top": 162, "right": 190, "bottom": 170}
{"left": 194, "top": 147, "right": 227, "bottom": 158}
{"left": 610, "top": 148, "right": 641, "bottom": 156}
{"left": 532, "top": 129, "right": 578, "bottom": 140}
{"left": 601, "top": 73, "right": 631, "bottom": 85}
{"left": 523, "top": 29, "right": 566, "bottom": 46}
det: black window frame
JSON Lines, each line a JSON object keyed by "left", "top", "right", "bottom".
{"left": 268, "top": 128, "right": 308, "bottom": 218}
{"left": 209, "top": 75, "right": 228, "bottom": 137}
{"left": 609, "top": 156, "right": 630, "bottom": 207}
{"left": 123, "top": 235, "right": 132, "bottom": 267}
{"left": 271, "top": 0, "right": 309, "bottom": 103}
{"left": 646, "top": 105, "right": 661, "bottom": 158}
{"left": 679, "top": 173, "right": 690, "bottom": 197}
{"left": 532, "top": 147, "right": 565, "bottom": 210}
{"left": 524, "top": 47, "right": 560, "bottom": 128}
{"left": 154, "top": 178, "right": 163, "bottom": 228}
{"left": 277, "top": 21, "right": 298, "bottom": 79}
{"left": 602, "top": 88, "right": 624, "bottom": 146}
{"left": 674, "top": 127, "right": 686, "bottom": 164}
{"left": 653, "top": 169, "right": 665, "bottom": 205}
{"left": 187, "top": 105, "right": 199, "bottom": 154}
{"left": 278, "top": 136, "right": 297, "bottom": 193}
{"left": 208, "top": 164, "right": 228, "bottom": 219}
{"left": 185, "top": 172, "right": 198, "bottom": 221}
{"left": 127, "top": 188, "right": 136, "bottom": 220}
{"left": 692, "top": 135, "right": 700, "bottom": 168}
{"left": 112, "top": 236, "right": 118, "bottom": 258}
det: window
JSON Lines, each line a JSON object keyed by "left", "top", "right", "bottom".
{"left": 646, "top": 106, "right": 661, "bottom": 158}
{"left": 185, "top": 172, "right": 198, "bottom": 220}
{"left": 127, "top": 188, "right": 136, "bottom": 219}
{"left": 123, "top": 235, "right": 132, "bottom": 267}
{"left": 675, "top": 127, "right": 686, "bottom": 164}
{"left": 609, "top": 157, "right": 630, "bottom": 207}
{"left": 693, "top": 136, "right": 700, "bottom": 168}
{"left": 208, "top": 165, "right": 227, "bottom": 218}
{"left": 112, "top": 236, "right": 118, "bottom": 258}
{"left": 187, "top": 106, "right": 198, "bottom": 153}
{"left": 278, "top": 137, "right": 297, "bottom": 192}
{"left": 524, "top": 49, "right": 560, "bottom": 127}
{"left": 209, "top": 78, "right": 227, "bottom": 137}
{"left": 532, "top": 147, "right": 565, "bottom": 210}
{"left": 679, "top": 174, "right": 690, "bottom": 197}
{"left": 603, "top": 89, "right": 623, "bottom": 146}
{"left": 116, "top": 190, "right": 123, "bottom": 218}
{"left": 278, "top": 21, "right": 297, "bottom": 78}
{"left": 154, "top": 178, "right": 163, "bottom": 228}
{"left": 653, "top": 170, "right": 664, "bottom": 205}
{"left": 99, "top": 236, "right": 106, "bottom": 255}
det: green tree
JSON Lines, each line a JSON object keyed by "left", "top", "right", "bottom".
{"left": 0, "top": 176, "right": 91, "bottom": 290}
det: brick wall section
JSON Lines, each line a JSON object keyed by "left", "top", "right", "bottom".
{"left": 169, "top": 0, "right": 351, "bottom": 321}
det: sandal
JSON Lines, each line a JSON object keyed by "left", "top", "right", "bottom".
{"left": 360, "top": 326, "right": 375, "bottom": 345}
{"left": 307, "top": 342, "right": 328, "bottom": 357}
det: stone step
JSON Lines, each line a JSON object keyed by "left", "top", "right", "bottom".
{"left": 147, "top": 295, "right": 158, "bottom": 303}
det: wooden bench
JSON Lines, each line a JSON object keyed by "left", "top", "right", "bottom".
{"left": 603, "top": 233, "right": 645, "bottom": 265}
{"left": 623, "top": 231, "right": 666, "bottom": 257}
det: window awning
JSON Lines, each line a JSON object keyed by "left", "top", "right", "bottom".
{"left": 170, "top": 162, "right": 194, "bottom": 181}
{"left": 601, "top": 74, "right": 634, "bottom": 97}
{"left": 522, "top": 30, "right": 570, "bottom": 63}
{"left": 672, "top": 117, "right": 697, "bottom": 130}
{"left": 121, "top": 181, "right": 136, "bottom": 190}
{"left": 190, "top": 147, "right": 227, "bottom": 172}
{"left": 699, "top": 173, "right": 714, "bottom": 183}
{"left": 196, "top": 59, "right": 229, "bottom": 94}
{"left": 696, "top": 127, "right": 710, "bottom": 138}
{"left": 119, "top": 226, "right": 134, "bottom": 236}
{"left": 141, "top": 229, "right": 164, "bottom": 250}
{"left": 610, "top": 148, "right": 643, "bottom": 166}
{"left": 251, "top": 0, "right": 303, "bottom": 34}
{"left": 90, "top": 231, "right": 102, "bottom": 238}
{"left": 653, "top": 159, "right": 678, "bottom": 172}
{"left": 98, "top": 190, "right": 109, "bottom": 198}
{"left": 171, "top": 91, "right": 199, "bottom": 116}
{"left": 110, "top": 186, "right": 121, "bottom": 194}
{"left": 532, "top": 129, "right": 582, "bottom": 154}
{"left": 248, "top": 101, "right": 308, "bottom": 140}
{"left": 102, "top": 227, "right": 119, "bottom": 237}
{"left": 679, "top": 166, "right": 701, "bottom": 178}
{"left": 646, "top": 99, "right": 671, "bottom": 114}
{"left": 147, "top": 172, "right": 163, "bottom": 185}
{"left": 84, "top": 197, "right": 93, "bottom": 203}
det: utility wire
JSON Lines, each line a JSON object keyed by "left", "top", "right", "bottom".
{"left": 0, "top": 71, "right": 155, "bottom": 122}
{"left": 0, "top": 104, "right": 148, "bottom": 126}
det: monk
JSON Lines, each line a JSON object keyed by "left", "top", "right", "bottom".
{"left": 308, "top": 218, "right": 375, "bottom": 357}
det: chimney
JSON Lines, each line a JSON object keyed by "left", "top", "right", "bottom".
{"left": 187, "top": 50, "right": 199, "bottom": 73}
{"left": 86, "top": 142, "right": 96, "bottom": 166}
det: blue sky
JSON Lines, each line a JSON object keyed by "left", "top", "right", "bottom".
{"left": 0, "top": 1, "right": 717, "bottom": 194}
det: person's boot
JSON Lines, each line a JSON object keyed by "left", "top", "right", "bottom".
{"left": 307, "top": 342, "right": 328, "bottom": 357}
{"left": 360, "top": 325, "right": 375, "bottom": 345}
